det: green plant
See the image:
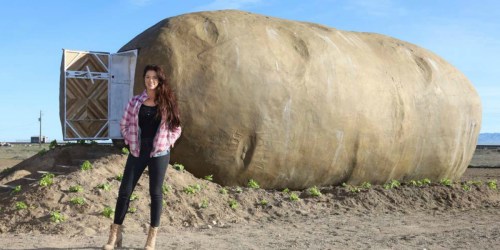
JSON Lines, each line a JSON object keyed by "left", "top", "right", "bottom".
{"left": 247, "top": 179, "right": 260, "bottom": 189}
{"left": 162, "top": 184, "right": 172, "bottom": 194}
{"left": 462, "top": 183, "right": 471, "bottom": 191}
{"left": 90, "top": 140, "right": 98, "bottom": 145}
{"left": 235, "top": 186, "right": 243, "bottom": 193}
{"left": 173, "top": 163, "right": 185, "bottom": 172}
{"left": 115, "top": 173, "right": 123, "bottom": 181}
{"left": 219, "top": 187, "right": 228, "bottom": 195}
{"left": 50, "top": 211, "right": 66, "bottom": 223}
{"left": 70, "top": 197, "right": 86, "bottom": 205}
{"left": 97, "top": 183, "right": 111, "bottom": 191}
{"left": 289, "top": 192, "right": 300, "bottom": 201}
{"left": 440, "top": 178, "right": 453, "bottom": 186}
{"left": 81, "top": 160, "right": 93, "bottom": 171}
{"left": 347, "top": 185, "right": 361, "bottom": 193}
{"left": 260, "top": 199, "right": 269, "bottom": 206}
{"left": 129, "top": 193, "right": 139, "bottom": 201}
{"left": 361, "top": 182, "right": 372, "bottom": 189}
{"left": 38, "top": 148, "right": 48, "bottom": 156}
{"left": 39, "top": 173, "right": 55, "bottom": 187}
{"left": 49, "top": 140, "right": 58, "bottom": 150}
{"left": 128, "top": 207, "right": 137, "bottom": 213}
{"left": 15, "top": 201, "right": 28, "bottom": 210}
{"left": 11, "top": 185, "right": 21, "bottom": 194}
{"left": 69, "top": 185, "right": 83, "bottom": 193}
{"left": 102, "top": 206, "right": 115, "bottom": 218}
{"left": 199, "top": 199, "right": 209, "bottom": 209}
{"left": 204, "top": 175, "right": 213, "bottom": 181}
{"left": 184, "top": 184, "right": 202, "bottom": 194}
{"left": 383, "top": 180, "right": 401, "bottom": 190}
{"left": 308, "top": 186, "right": 321, "bottom": 197}
{"left": 282, "top": 188, "right": 290, "bottom": 193}
{"left": 229, "top": 199, "right": 239, "bottom": 209}
{"left": 487, "top": 180, "right": 497, "bottom": 190}
{"left": 421, "top": 178, "right": 432, "bottom": 185}
{"left": 78, "top": 140, "right": 87, "bottom": 145}
{"left": 121, "top": 147, "right": 129, "bottom": 155}
{"left": 468, "top": 180, "right": 483, "bottom": 186}
{"left": 162, "top": 199, "right": 167, "bottom": 206}
{"left": 1, "top": 167, "right": 14, "bottom": 175}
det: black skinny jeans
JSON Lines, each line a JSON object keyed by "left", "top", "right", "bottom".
{"left": 113, "top": 140, "right": 169, "bottom": 227}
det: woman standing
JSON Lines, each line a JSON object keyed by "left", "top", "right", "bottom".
{"left": 103, "top": 65, "right": 182, "bottom": 250}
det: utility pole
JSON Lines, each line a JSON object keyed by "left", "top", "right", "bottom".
{"left": 38, "top": 110, "right": 42, "bottom": 147}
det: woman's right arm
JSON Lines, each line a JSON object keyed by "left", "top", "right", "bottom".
{"left": 119, "top": 98, "right": 135, "bottom": 144}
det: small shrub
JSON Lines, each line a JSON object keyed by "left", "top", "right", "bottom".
{"left": 128, "top": 207, "right": 137, "bottom": 213}
{"left": 184, "top": 184, "right": 202, "bottom": 194}
{"left": 462, "top": 183, "right": 471, "bottom": 191}
{"left": 260, "top": 199, "right": 269, "bottom": 206}
{"left": 115, "top": 173, "right": 123, "bottom": 181}
{"left": 289, "top": 192, "right": 300, "bottom": 201}
{"left": 121, "top": 147, "right": 129, "bottom": 155}
{"left": 15, "top": 201, "right": 28, "bottom": 210}
{"left": 219, "top": 187, "right": 228, "bottom": 195}
{"left": 1, "top": 167, "right": 14, "bottom": 175}
{"left": 440, "top": 178, "right": 453, "bottom": 186}
{"left": 90, "top": 140, "right": 98, "bottom": 145}
{"left": 49, "top": 140, "right": 58, "bottom": 149}
{"left": 50, "top": 211, "right": 66, "bottom": 223}
{"left": 11, "top": 185, "right": 21, "bottom": 194}
{"left": 247, "top": 179, "right": 260, "bottom": 189}
{"left": 102, "top": 206, "right": 115, "bottom": 218}
{"left": 235, "top": 186, "right": 243, "bottom": 193}
{"left": 78, "top": 140, "right": 87, "bottom": 145}
{"left": 38, "top": 148, "right": 48, "bottom": 156}
{"left": 70, "top": 197, "right": 86, "bottom": 205}
{"left": 129, "top": 193, "right": 138, "bottom": 201}
{"left": 97, "top": 183, "right": 111, "bottom": 191}
{"left": 39, "top": 173, "right": 55, "bottom": 187}
{"left": 81, "top": 160, "right": 93, "bottom": 171}
{"left": 229, "top": 199, "right": 239, "bottom": 209}
{"left": 383, "top": 180, "right": 401, "bottom": 190}
{"left": 308, "top": 186, "right": 321, "bottom": 197}
{"left": 282, "top": 188, "right": 290, "bottom": 194}
{"left": 360, "top": 182, "right": 372, "bottom": 189}
{"left": 69, "top": 185, "right": 83, "bottom": 193}
{"left": 173, "top": 163, "right": 184, "bottom": 172}
{"left": 347, "top": 185, "right": 361, "bottom": 193}
{"left": 421, "top": 178, "right": 432, "bottom": 185}
{"left": 204, "top": 175, "right": 213, "bottom": 181}
{"left": 487, "top": 180, "right": 497, "bottom": 190}
{"left": 199, "top": 199, "right": 209, "bottom": 209}
{"left": 162, "top": 184, "right": 172, "bottom": 194}
{"left": 468, "top": 180, "right": 483, "bottom": 186}
{"left": 408, "top": 180, "right": 418, "bottom": 186}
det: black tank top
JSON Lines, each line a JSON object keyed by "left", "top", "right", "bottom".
{"left": 139, "top": 104, "right": 161, "bottom": 139}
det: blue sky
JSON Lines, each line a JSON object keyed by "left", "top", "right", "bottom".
{"left": 0, "top": 0, "right": 498, "bottom": 142}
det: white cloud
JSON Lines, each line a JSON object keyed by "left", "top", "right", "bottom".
{"left": 195, "top": 0, "right": 263, "bottom": 11}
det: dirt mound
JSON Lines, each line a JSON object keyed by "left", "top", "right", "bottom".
{"left": 0, "top": 145, "right": 499, "bottom": 236}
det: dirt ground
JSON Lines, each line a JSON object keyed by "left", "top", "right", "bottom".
{"left": 0, "top": 144, "right": 499, "bottom": 249}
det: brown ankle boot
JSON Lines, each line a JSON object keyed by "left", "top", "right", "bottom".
{"left": 103, "top": 223, "right": 122, "bottom": 250}
{"left": 144, "top": 226, "right": 158, "bottom": 250}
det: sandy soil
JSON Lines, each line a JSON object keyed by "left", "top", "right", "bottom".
{"left": 0, "top": 144, "right": 499, "bottom": 249}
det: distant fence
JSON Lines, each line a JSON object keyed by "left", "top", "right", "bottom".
{"left": 476, "top": 145, "right": 500, "bottom": 150}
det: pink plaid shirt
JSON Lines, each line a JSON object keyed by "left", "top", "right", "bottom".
{"left": 120, "top": 90, "right": 182, "bottom": 158}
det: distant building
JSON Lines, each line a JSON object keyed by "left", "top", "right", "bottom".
{"left": 31, "top": 136, "right": 48, "bottom": 143}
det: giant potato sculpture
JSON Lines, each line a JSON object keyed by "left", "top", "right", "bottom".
{"left": 119, "top": 10, "right": 481, "bottom": 189}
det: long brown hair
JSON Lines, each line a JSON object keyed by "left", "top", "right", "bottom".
{"left": 143, "top": 64, "right": 181, "bottom": 128}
